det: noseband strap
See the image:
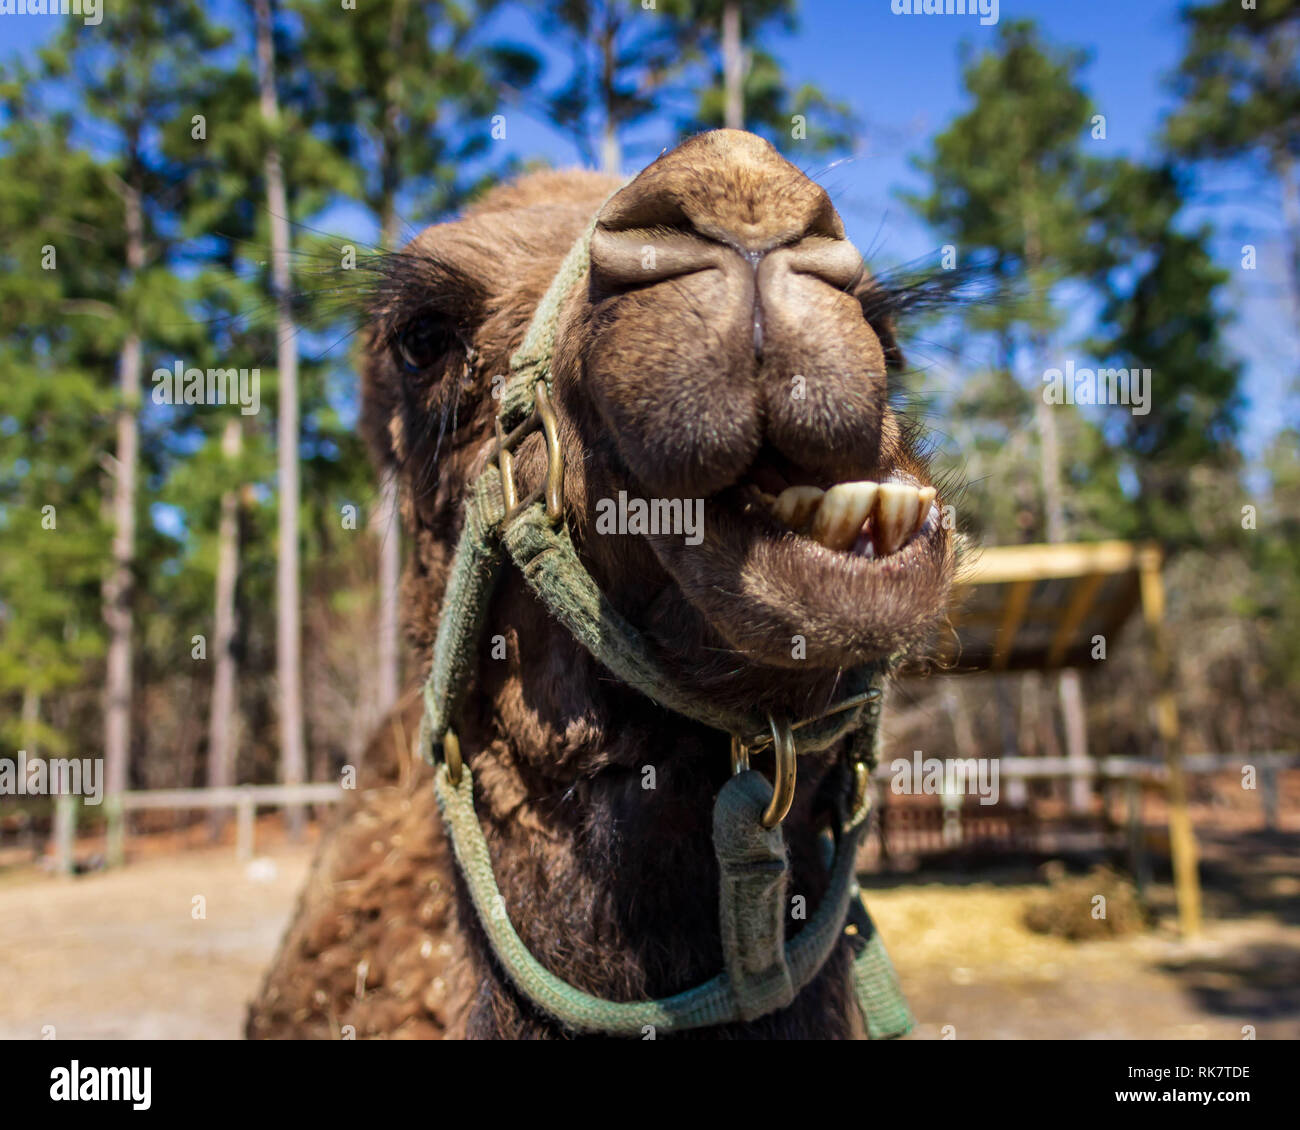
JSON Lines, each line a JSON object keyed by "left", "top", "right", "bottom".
{"left": 416, "top": 211, "right": 911, "bottom": 1038}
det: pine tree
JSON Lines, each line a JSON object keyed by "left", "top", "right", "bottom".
{"left": 290, "top": 0, "right": 538, "bottom": 716}
{"left": 0, "top": 91, "right": 118, "bottom": 761}
{"left": 1166, "top": 0, "right": 1300, "bottom": 334}
{"left": 1087, "top": 161, "right": 1245, "bottom": 544}
{"left": 539, "top": 0, "right": 697, "bottom": 173}
{"left": 688, "top": 0, "right": 856, "bottom": 154}
{"left": 905, "top": 20, "right": 1105, "bottom": 813}
{"left": 36, "top": 3, "right": 230, "bottom": 826}
{"left": 249, "top": 0, "right": 310, "bottom": 836}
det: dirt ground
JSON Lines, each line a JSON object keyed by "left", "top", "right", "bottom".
{"left": 1, "top": 824, "right": 1295, "bottom": 1040}
{"left": 0, "top": 843, "right": 312, "bottom": 1039}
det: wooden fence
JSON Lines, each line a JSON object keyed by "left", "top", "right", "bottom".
{"left": 48, "top": 782, "right": 345, "bottom": 875}
{"left": 865, "top": 751, "right": 1297, "bottom": 873}
{"left": 28, "top": 751, "right": 1297, "bottom": 878}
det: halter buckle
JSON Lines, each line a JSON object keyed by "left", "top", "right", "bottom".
{"left": 491, "top": 380, "right": 565, "bottom": 527}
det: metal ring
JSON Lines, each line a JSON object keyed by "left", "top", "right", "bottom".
{"left": 762, "top": 715, "right": 796, "bottom": 828}
{"left": 495, "top": 419, "right": 518, "bottom": 514}
{"left": 533, "top": 380, "right": 564, "bottom": 525}
{"left": 847, "top": 760, "right": 871, "bottom": 830}
{"left": 729, "top": 717, "right": 796, "bottom": 827}
{"left": 442, "top": 729, "right": 463, "bottom": 787}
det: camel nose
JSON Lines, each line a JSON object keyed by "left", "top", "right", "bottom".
{"left": 595, "top": 171, "right": 844, "bottom": 257}
{"left": 591, "top": 192, "right": 863, "bottom": 359}
{"left": 593, "top": 130, "right": 847, "bottom": 253}
{"left": 589, "top": 131, "right": 868, "bottom": 362}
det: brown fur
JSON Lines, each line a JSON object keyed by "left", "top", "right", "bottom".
{"left": 247, "top": 132, "right": 954, "bottom": 1040}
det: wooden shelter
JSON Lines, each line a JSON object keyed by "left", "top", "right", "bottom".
{"left": 933, "top": 540, "right": 1202, "bottom": 935}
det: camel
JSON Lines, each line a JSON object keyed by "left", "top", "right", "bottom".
{"left": 246, "top": 130, "right": 956, "bottom": 1039}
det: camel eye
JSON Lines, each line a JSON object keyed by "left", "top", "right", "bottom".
{"left": 394, "top": 312, "right": 453, "bottom": 374}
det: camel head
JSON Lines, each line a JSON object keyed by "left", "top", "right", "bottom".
{"left": 363, "top": 130, "right": 955, "bottom": 728}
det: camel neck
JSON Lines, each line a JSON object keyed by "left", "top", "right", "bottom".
{"left": 452, "top": 639, "right": 855, "bottom": 1038}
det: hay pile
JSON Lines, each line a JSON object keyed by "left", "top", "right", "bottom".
{"left": 1022, "top": 863, "right": 1147, "bottom": 941}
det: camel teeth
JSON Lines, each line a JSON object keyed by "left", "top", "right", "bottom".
{"left": 873, "top": 482, "right": 920, "bottom": 556}
{"left": 810, "top": 481, "right": 878, "bottom": 551}
{"left": 771, "top": 485, "right": 824, "bottom": 530}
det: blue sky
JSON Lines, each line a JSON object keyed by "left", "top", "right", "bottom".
{"left": 1, "top": 0, "right": 1294, "bottom": 460}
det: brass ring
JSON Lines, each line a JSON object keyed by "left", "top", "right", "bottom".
{"left": 848, "top": 760, "right": 871, "bottom": 830}
{"left": 442, "top": 729, "right": 463, "bottom": 787}
{"left": 762, "top": 714, "right": 796, "bottom": 828}
{"left": 495, "top": 419, "right": 518, "bottom": 514}
{"left": 729, "top": 717, "right": 796, "bottom": 827}
{"left": 533, "top": 380, "right": 564, "bottom": 525}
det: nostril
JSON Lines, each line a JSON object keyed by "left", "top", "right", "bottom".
{"left": 589, "top": 225, "right": 726, "bottom": 291}
{"left": 770, "top": 238, "right": 867, "bottom": 292}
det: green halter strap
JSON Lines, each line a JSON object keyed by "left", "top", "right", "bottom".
{"left": 417, "top": 211, "right": 911, "bottom": 1038}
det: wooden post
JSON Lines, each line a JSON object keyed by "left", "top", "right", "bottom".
{"left": 941, "top": 783, "right": 962, "bottom": 847}
{"left": 1125, "top": 778, "right": 1148, "bottom": 898}
{"left": 52, "top": 794, "right": 76, "bottom": 876}
{"left": 1137, "top": 546, "right": 1201, "bottom": 936}
{"left": 105, "top": 792, "right": 125, "bottom": 868}
{"left": 1259, "top": 762, "right": 1279, "bottom": 832}
{"left": 236, "top": 789, "right": 255, "bottom": 862}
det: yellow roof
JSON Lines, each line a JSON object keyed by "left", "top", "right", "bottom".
{"left": 932, "top": 540, "right": 1160, "bottom": 673}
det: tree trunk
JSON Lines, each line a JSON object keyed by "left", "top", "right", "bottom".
{"left": 943, "top": 681, "right": 978, "bottom": 758}
{"left": 599, "top": 14, "right": 620, "bottom": 174}
{"left": 1023, "top": 142, "right": 1092, "bottom": 816}
{"left": 1059, "top": 667, "right": 1091, "bottom": 813}
{"left": 1033, "top": 390, "right": 1066, "bottom": 546}
{"left": 255, "top": 0, "right": 306, "bottom": 838}
{"left": 21, "top": 687, "right": 38, "bottom": 753}
{"left": 375, "top": 115, "right": 404, "bottom": 714}
{"left": 103, "top": 178, "right": 143, "bottom": 813}
{"left": 1034, "top": 391, "right": 1092, "bottom": 812}
{"left": 207, "top": 416, "right": 243, "bottom": 839}
{"left": 23, "top": 686, "right": 57, "bottom": 863}
{"left": 722, "top": 1, "right": 744, "bottom": 131}
{"left": 998, "top": 679, "right": 1027, "bottom": 806}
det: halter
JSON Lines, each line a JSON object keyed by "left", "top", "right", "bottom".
{"left": 416, "top": 208, "right": 912, "bottom": 1038}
